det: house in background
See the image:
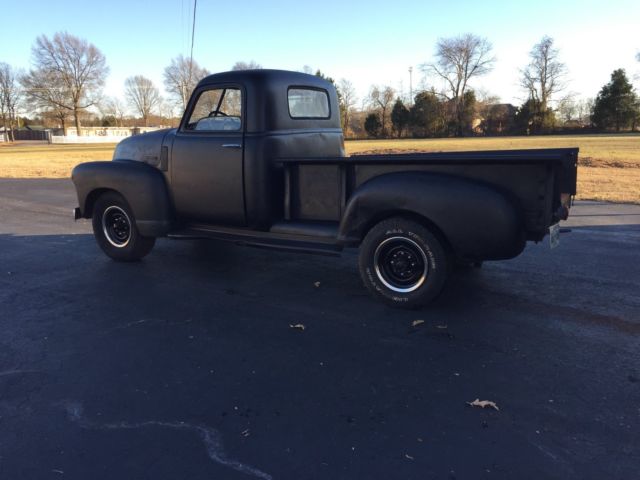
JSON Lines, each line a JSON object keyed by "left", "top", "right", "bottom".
{"left": 476, "top": 104, "right": 517, "bottom": 135}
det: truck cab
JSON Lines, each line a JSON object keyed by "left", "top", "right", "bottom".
{"left": 112, "top": 70, "right": 344, "bottom": 231}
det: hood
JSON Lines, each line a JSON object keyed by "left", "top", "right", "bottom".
{"left": 113, "top": 128, "right": 176, "bottom": 167}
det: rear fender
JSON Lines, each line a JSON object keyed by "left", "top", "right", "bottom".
{"left": 71, "top": 160, "right": 172, "bottom": 237}
{"left": 339, "top": 172, "right": 525, "bottom": 260}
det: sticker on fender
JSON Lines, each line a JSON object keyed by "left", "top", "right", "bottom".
{"left": 549, "top": 223, "right": 560, "bottom": 249}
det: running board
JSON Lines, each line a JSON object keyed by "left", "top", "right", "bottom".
{"left": 168, "top": 224, "right": 343, "bottom": 256}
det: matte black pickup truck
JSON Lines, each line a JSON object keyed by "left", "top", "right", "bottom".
{"left": 72, "top": 69, "right": 577, "bottom": 308}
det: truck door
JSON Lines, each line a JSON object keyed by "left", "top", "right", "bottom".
{"left": 170, "top": 85, "right": 245, "bottom": 225}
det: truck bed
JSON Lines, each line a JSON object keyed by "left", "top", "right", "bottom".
{"left": 278, "top": 148, "right": 578, "bottom": 241}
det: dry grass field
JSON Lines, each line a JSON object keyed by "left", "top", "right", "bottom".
{"left": 0, "top": 142, "right": 117, "bottom": 178}
{"left": 1, "top": 134, "right": 638, "bottom": 203}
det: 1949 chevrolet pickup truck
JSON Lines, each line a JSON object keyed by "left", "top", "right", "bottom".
{"left": 72, "top": 69, "right": 577, "bottom": 308}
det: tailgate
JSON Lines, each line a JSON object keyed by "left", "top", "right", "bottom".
{"left": 553, "top": 148, "right": 579, "bottom": 222}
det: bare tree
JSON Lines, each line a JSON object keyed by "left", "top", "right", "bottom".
{"left": 423, "top": 33, "right": 494, "bottom": 135}
{"left": 231, "top": 60, "right": 262, "bottom": 71}
{"left": 577, "top": 98, "right": 594, "bottom": 127}
{"left": 0, "top": 63, "right": 21, "bottom": 142}
{"left": 158, "top": 101, "right": 178, "bottom": 126}
{"left": 475, "top": 88, "right": 500, "bottom": 106}
{"left": 124, "top": 75, "right": 161, "bottom": 126}
{"left": 163, "top": 55, "right": 210, "bottom": 112}
{"left": 99, "top": 97, "right": 126, "bottom": 127}
{"left": 521, "top": 36, "right": 566, "bottom": 111}
{"left": 557, "top": 94, "right": 579, "bottom": 124}
{"left": 21, "top": 68, "right": 72, "bottom": 134}
{"left": 24, "top": 32, "right": 108, "bottom": 135}
{"left": 368, "top": 85, "right": 395, "bottom": 136}
{"left": 338, "top": 79, "right": 357, "bottom": 135}
{"left": 41, "top": 108, "right": 71, "bottom": 132}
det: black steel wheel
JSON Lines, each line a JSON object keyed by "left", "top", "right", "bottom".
{"left": 359, "top": 217, "right": 449, "bottom": 308}
{"left": 374, "top": 237, "right": 428, "bottom": 293}
{"left": 101, "top": 205, "right": 132, "bottom": 248}
{"left": 92, "top": 192, "right": 155, "bottom": 261}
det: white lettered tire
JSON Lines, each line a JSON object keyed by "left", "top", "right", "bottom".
{"left": 358, "top": 217, "right": 449, "bottom": 308}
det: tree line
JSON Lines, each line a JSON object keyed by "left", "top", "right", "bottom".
{"left": 1, "top": 31, "right": 639, "bottom": 141}
{"left": 352, "top": 35, "right": 640, "bottom": 139}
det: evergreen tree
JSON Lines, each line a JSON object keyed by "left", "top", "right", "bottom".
{"left": 515, "top": 98, "right": 556, "bottom": 134}
{"left": 390, "top": 99, "right": 410, "bottom": 137}
{"left": 410, "top": 91, "right": 446, "bottom": 137}
{"left": 592, "top": 69, "right": 639, "bottom": 131}
{"left": 460, "top": 90, "right": 477, "bottom": 135}
{"left": 364, "top": 113, "right": 382, "bottom": 138}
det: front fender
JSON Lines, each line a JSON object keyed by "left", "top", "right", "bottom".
{"left": 71, "top": 160, "right": 173, "bottom": 237}
{"left": 339, "top": 172, "right": 525, "bottom": 260}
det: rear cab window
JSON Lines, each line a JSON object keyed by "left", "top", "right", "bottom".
{"left": 288, "top": 88, "right": 330, "bottom": 119}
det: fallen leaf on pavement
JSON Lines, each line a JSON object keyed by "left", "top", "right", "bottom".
{"left": 289, "top": 324, "right": 305, "bottom": 331}
{"left": 405, "top": 454, "right": 414, "bottom": 460}
{"left": 436, "top": 325, "right": 448, "bottom": 329}
{"left": 412, "top": 320, "right": 425, "bottom": 327}
{"left": 467, "top": 398, "right": 499, "bottom": 411}
{"left": 314, "top": 281, "right": 321, "bottom": 287}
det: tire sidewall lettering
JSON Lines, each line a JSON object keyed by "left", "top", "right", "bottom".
{"left": 359, "top": 217, "right": 448, "bottom": 308}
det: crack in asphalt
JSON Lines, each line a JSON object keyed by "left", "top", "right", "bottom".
{"left": 63, "top": 401, "right": 272, "bottom": 480}
{"left": 0, "top": 370, "right": 41, "bottom": 377}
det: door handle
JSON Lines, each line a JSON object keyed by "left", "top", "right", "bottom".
{"left": 222, "top": 143, "right": 241, "bottom": 149}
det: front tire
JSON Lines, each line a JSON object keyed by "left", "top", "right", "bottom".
{"left": 92, "top": 192, "right": 155, "bottom": 261}
{"left": 358, "top": 217, "right": 449, "bottom": 308}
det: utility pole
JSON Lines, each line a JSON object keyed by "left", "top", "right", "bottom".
{"left": 408, "top": 66, "right": 413, "bottom": 105}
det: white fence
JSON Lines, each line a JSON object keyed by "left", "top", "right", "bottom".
{"left": 50, "top": 126, "right": 167, "bottom": 144}
{"left": 50, "top": 135, "right": 128, "bottom": 144}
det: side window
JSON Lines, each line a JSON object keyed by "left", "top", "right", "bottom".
{"left": 185, "top": 87, "right": 242, "bottom": 132}
{"left": 288, "top": 88, "right": 330, "bottom": 119}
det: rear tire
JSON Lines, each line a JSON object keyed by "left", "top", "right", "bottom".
{"left": 358, "top": 217, "right": 449, "bottom": 308}
{"left": 92, "top": 192, "right": 155, "bottom": 261}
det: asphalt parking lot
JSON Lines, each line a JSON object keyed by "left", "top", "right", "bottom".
{"left": 0, "top": 178, "right": 639, "bottom": 480}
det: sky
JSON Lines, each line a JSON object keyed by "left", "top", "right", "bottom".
{"left": 2, "top": 0, "right": 639, "bottom": 113}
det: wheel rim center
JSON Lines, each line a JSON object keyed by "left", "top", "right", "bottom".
{"left": 102, "top": 206, "right": 132, "bottom": 248}
{"left": 374, "top": 237, "right": 429, "bottom": 293}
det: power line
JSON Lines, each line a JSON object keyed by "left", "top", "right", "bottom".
{"left": 190, "top": 0, "right": 197, "bottom": 68}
